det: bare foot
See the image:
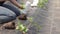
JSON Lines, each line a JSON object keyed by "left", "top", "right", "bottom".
{"left": 2, "top": 22, "right": 15, "bottom": 29}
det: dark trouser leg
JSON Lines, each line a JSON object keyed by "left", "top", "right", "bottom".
{"left": 2, "top": 4, "right": 21, "bottom": 17}
{"left": 0, "top": 7, "right": 16, "bottom": 24}
{"left": 2, "top": 4, "right": 27, "bottom": 20}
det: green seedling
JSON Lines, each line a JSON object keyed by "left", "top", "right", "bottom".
{"left": 23, "top": 27, "right": 28, "bottom": 33}
{"left": 38, "top": 0, "right": 48, "bottom": 8}
{"left": 16, "top": 20, "right": 28, "bottom": 34}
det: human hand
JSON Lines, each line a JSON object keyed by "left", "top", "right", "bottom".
{"left": 19, "top": 6, "right": 24, "bottom": 9}
{"left": 19, "top": 5, "right": 25, "bottom": 9}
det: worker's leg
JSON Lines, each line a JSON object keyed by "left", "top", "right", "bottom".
{"left": 0, "top": 6, "right": 16, "bottom": 24}
{"left": 2, "top": 4, "right": 20, "bottom": 17}
{"left": 2, "top": 4, "right": 27, "bottom": 20}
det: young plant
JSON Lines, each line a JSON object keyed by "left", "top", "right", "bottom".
{"left": 16, "top": 20, "right": 28, "bottom": 34}
{"left": 38, "top": 0, "right": 48, "bottom": 8}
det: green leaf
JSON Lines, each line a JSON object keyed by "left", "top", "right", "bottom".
{"left": 44, "top": 0, "right": 48, "bottom": 3}
{"left": 19, "top": 24, "right": 25, "bottom": 31}
{"left": 16, "top": 20, "right": 28, "bottom": 33}
{"left": 38, "top": 0, "right": 48, "bottom": 8}
{"left": 23, "top": 27, "right": 28, "bottom": 33}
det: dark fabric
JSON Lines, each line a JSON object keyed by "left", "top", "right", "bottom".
{"left": 0, "top": 2, "right": 20, "bottom": 23}
{"left": 0, "top": 1, "right": 4, "bottom": 5}
{"left": 0, "top": 2, "right": 20, "bottom": 17}
{"left": 2, "top": 4, "right": 20, "bottom": 17}
{"left": 0, "top": 16, "right": 16, "bottom": 24}
{"left": 0, "top": 7, "right": 16, "bottom": 24}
